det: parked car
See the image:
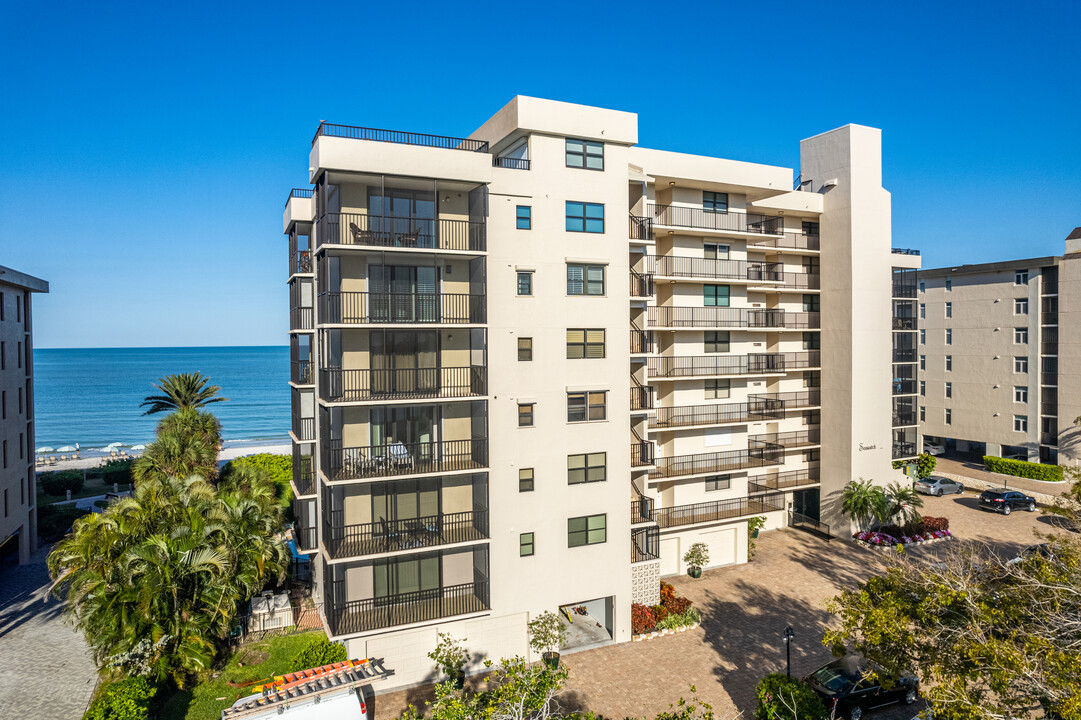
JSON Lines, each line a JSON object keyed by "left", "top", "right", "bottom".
{"left": 914, "top": 476, "right": 964, "bottom": 496}
{"left": 923, "top": 441, "right": 946, "bottom": 456}
{"left": 1003, "top": 453, "right": 1035, "bottom": 462}
{"left": 978, "top": 488, "right": 1037, "bottom": 515}
{"left": 804, "top": 655, "right": 918, "bottom": 720}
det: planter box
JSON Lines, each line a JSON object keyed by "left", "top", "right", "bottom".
{"left": 632, "top": 622, "right": 698, "bottom": 642}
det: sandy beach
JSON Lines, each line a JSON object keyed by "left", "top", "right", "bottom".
{"left": 37, "top": 440, "right": 291, "bottom": 473}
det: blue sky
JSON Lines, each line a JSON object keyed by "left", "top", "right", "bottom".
{"left": 2, "top": 0, "right": 1078, "bottom": 348}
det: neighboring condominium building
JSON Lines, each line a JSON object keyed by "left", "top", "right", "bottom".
{"left": 281, "top": 97, "right": 912, "bottom": 689}
{"left": 0, "top": 265, "right": 48, "bottom": 565}
{"left": 918, "top": 228, "right": 1081, "bottom": 465}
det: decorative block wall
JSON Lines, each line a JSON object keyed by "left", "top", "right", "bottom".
{"left": 631, "top": 560, "right": 661, "bottom": 606}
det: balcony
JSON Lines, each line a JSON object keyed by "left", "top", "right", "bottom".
{"left": 325, "top": 580, "right": 490, "bottom": 636}
{"left": 630, "top": 382, "right": 655, "bottom": 411}
{"left": 646, "top": 306, "right": 819, "bottom": 330}
{"left": 1042, "top": 342, "right": 1058, "bottom": 356}
{"left": 630, "top": 324, "right": 655, "bottom": 354}
{"left": 892, "top": 442, "right": 918, "bottom": 459}
{"left": 893, "top": 412, "right": 917, "bottom": 427}
{"left": 285, "top": 187, "right": 315, "bottom": 207}
{"left": 1041, "top": 432, "right": 1058, "bottom": 446}
{"left": 647, "top": 352, "right": 820, "bottom": 379}
{"left": 749, "top": 430, "right": 821, "bottom": 449}
{"left": 312, "top": 122, "right": 488, "bottom": 152}
{"left": 292, "top": 360, "right": 314, "bottom": 385}
{"left": 631, "top": 527, "right": 660, "bottom": 563}
{"left": 322, "top": 438, "right": 488, "bottom": 482}
{"left": 891, "top": 248, "right": 921, "bottom": 256}
{"left": 292, "top": 415, "right": 315, "bottom": 442}
{"left": 630, "top": 269, "right": 654, "bottom": 298}
{"left": 294, "top": 523, "right": 317, "bottom": 553}
{"left": 642, "top": 256, "right": 782, "bottom": 282}
{"left": 292, "top": 453, "right": 316, "bottom": 497}
{"left": 1042, "top": 311, "right": 1058, "bottom": 325}
{"left": 291, "top": 250, "right": 313, "bottom": 276}
{"left": 893, "top": 348, "right": 917, "bottom": 363}
{"left": 892, "top": 317, "right": 917, "bottom": 330}
{"left": 892, "top": 283, "right": 918, "bottom": 299}
{"left": 320, "top": 367, "right": 487, "bottom": 403}
{"left": 290, "top": 307, "right": 314, "bottom": 331}
{"left": 651, "top": 400, "right": 786, "bottom": 430}
{"left": 317, "top": 212, "right": 486, "bottom": 253}
{"left": 747, "top": 390, "right": 821, "bottom": 409}
{"left": 632, "top": 438, "right": 656, "bottom": 467}
{"left": 748, "top": 468, "right": 820, "bottom": 493}
{"left": 630, "top": 215, "right": 653, "bottom": 241}
{"left": 893, "top": 379, "right": 918, "bottom": 395}
{"left": 631, "top": 495, "right": 655, "bottom": 524}
{"left": 323, "top": 510, "right": 489, "bottom": 559}
{"left": 747, "top": 233, "right": 820, "bottom": 252}
{"left": 319, "top": 292, "right": 485, "bottom": 325}
{"left": 492, "top": 156, "right": 530, "bottom": 170}
{"left": 654, "top": 493, "right": 785, "bottom": 529}
{"left": 648, "top": 204, "right": 783, "bottom": 235}
{"left": 649, "top": 445, "right": 784, "bottom": 480}
{"left": 748, "top": 271, "right": 820, "bottom": 291}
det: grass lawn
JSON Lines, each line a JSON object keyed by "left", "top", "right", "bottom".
{"left": 161, "top": 631, "right": 325, "bottom": 720}
{"left": 37, "top": 476, "right": 133, "bottom": 505}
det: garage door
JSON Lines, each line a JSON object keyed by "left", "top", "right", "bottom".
{"left": 699, "top": 527, "right": 737, "bottom": 567}
{"left": 659, "top": 537, "right": 680, "bottom": 577}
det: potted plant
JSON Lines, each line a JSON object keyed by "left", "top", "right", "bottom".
{"left": 683, "top": 542, "right": 710, "bottom": 578}
{"left": 527, "top": 610, "right": 568, "bottom": 670}
{"left": 428, "top": 632, "right": 468, "bottom": 689}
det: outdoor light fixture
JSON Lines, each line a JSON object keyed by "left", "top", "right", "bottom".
{"left": 783, "top": 626, "right": 795, "bottom": 677}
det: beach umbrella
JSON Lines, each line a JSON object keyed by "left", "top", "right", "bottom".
{"left": 36, "top": 446, "right": 55, "bottom": 453}
{"left": 57, "top": 446, "right": 77, "bottom": 452}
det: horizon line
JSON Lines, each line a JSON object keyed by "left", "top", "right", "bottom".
{"left": 35, "top": 344, "right": 290, "bottom": 351}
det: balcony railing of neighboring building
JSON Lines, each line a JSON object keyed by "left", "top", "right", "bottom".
{"left": 285, "top": 187, "right": 315, "bottom": 207}
{"left": 322, "top": 510, "right": 489, "bottom": 559}
{"left": 891, "top": 248, "right": 921, "bottom": 256}
{"left": 651, "top": 401, "right": 786, "bottom": 430}
{"left": 629, "top": 215, "right": 653, "bottom": 241}
{"left": 316, "top": 212, "right": 486, "bottom": 252}
{"left": 631, "top": 526, "right": 661, "bottom": 563}
{"left": 892, "top": 411, "right": 918, "bottom": 427}
{"left": 630, "top": 380, "right": 655, "bottom": 411}
{"left": 630, "top": 269, "right": 655, "bottom": 298}
{"left": 646, "top": 306, "right": 820, "bottom": 330}
{"left": 1042, "top": 402, "right": 1058, "bottom": 417}
{"left": 294, "top": 520, "right": 318, "bottom": 553}
{"left": 293, "top": 456, "right": 316, "bottom": 497}
{"left": 291, "top": 361, "right": 314, "bottom": 385}
{"left": 321, "top": 438, "right": 488, "bottom": 482}
{"left": 892, "top": 316, "right": 917, "bottom": 330}
{"left": 319, "top": 367, "right": 487, "bottom": 403}
{"left": 325, "top": 580, "right": 490, "bottom": 636}
{"left": 312, "top": 122, "right": 489, "bottom": 152}
{"left": 654, "top": 493, "right": 786, "bottom": 529}
{"left": 292, "top": 415, "right": 315, "bottom": 442}
{"left": 290, "top": 307, "right": 314, "bottom": 331}
{"left": 631, "top": 495, "right": 655, "bottom": 524}
{"left": 1042, "top": 311, "right": 1058, "bottom": 325}
{"left": 747, "top": 232, "right": 821, "bottom": 251}
{"left": 649, "top": 444, "right": 785, "bottom": 480}
{"left": 893, "top": 378, "right": 918, "bottom": 395}
{"left": 892, "top": 282, "right": 918, "bottom": 299}
{"left": 631, "top": 434, "right": 656, "bottom": 467}
{"left": 647, "top": 352, "right": 820, "bottom": 379}
{"left": 630, "top": 322, "right": 655, "bottom": 354}
{"left": 746, "top": 390, "right": 822, "bottom": 410}
{"left": 749, "top": 429, "right": 821, "bottom": 449}
{"left": 748, "top": 468, "right": 820, "bottom": 494}
{"left": 647, "top": 204, "right": 784, "bottom": 235}
{"left": 492, "top": 156, "right": 531, "bottom": 170}
{"left": 892, "top": 442, "right": 918, "bottom": 459}
{"left": 319, "top": 292, "right": 486, "bottom": 325}
{"left": 642, "top": 256, "right": 783, "bottom": 282}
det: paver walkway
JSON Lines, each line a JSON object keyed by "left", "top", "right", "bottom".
{"left": 0, "top": 545, "right": 98, "bottom": 720}
{"left": 934, "top": 455, "right": 1070, "bottom": 495}
{"left": 373, "top": 494, "right": 1063, "bottom": 720}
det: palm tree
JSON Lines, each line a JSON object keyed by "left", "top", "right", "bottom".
{"left": 140, "top": 372, "right": 228, "bottom": 415}
{"left": 841, "top": 478, "right": 888, "bottom": 530}
{"left": 884, "top": 480, "right": 924, "bottom": 526}
{"left": 134, "top": 424, "right": 219, "bottom": 483}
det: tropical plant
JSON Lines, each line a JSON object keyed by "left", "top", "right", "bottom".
{"left": 754, "top": 673, "right": 827, "bottom": 720}
{"left": 915, "top": 452, "right": 937, "bottom": 479}
{"left": 402, "top": 656, "right": 568, "bottom": 720}
{"left": 428, "top": 632, "right": 469, "bottom": 682}
{"left": 140, "top": 372, "right": 228, "bottom": 415}
{"left": 883, "top": 480, "right": 924, "bottom": 525}
{"left": 683, "top": 542, "right": 710, "bottom": 571}
{"left": 288, "top": 635, "right": 346, "bottom": 672}
{"left": 747, "top": 516, "right": 767, "bottom": 559}
{"left": 40, "top": 470, "right": 85, "bottom": 495}
{"left": 220, "top": 453, "right": 293, "bottom": 511}
{"left": 83, "top": 676, "right": 158, "bottom": 720}
{"left": 527, "top": 611, "right": 567, "bottom": 657}
{"left": 133, "top": 408, "right": 221, "bottom": 483}
{"left": 840, "top": 477, "right": 888, "bottom": 530}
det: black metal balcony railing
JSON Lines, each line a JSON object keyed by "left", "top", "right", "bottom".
{"left": 647, "top": 352, "right": 820, "bottom": 379}
{"left": 1042, "top": 372, "right": 1058, "bottom": 387}
{"left": 292, "top": 415, "right": 315, "bottom": 441}
{"left": 892, "top": 283, "right": 918, "bottom": 299}
{"left": 317, "top": 212, "right": 486, "bottom": 252}
{"left": 748, "top": 468, "right": 820, "bottom": 494}
{"left": 892, "top": 442, "right": 918, "bottom": 459}
{"left": 629, "top": 215, "right": 653, "bottom": 241}
{"left": 650, "top": 445, "right": 784, "bottom": 480}
{"left": 312, "top": 122, "right": 489, "bottom": 152}
{"left": 748, "top": 233, "right": 820, "bottom": 251}
{"left": 891, "top": 248, "right": 921, "bottom": 256}
{"left": 631, "top": 439, "right": 656, "bottom": 467}
{"left": 323, "top": 510, "right": 489, "bottom": 559}
{"left": 631, "top": 495, "right": 655, "bottom": 524}
{"left": 1042, "top": 311, "right": 1058, "bottom": 325}
{"left": 290, "top": 307, "right": 314, "bottom": 331}
{"left": 892, "top": 316, "right": 917, "bottom": 330}
{"left": 654, "top": 493, "right": 785, "bottom": 529}
{"left": 630, "top": 323, "right": 655, "bottom": 354}
{"left": 789, "top": 511, "right": 831, "bottom": 539}
{"left": 749, "top": 272, "right": 820, "bottom": 290}
{"left": 648, "top": 204, "right": 783, "bottom": 235}
{"left": 1042, "top": 402, "right": 1059, "bottom": 417}
{"left": 893, "top": 412, "right": 918, "bottom": 427}
{"left": 893, "top": 379, "right": 918, "bottom": 395}
{"left": 642, "top": 256, "right": 782, "bottom": 282}
{"left": 646, "top": 306, "right": 820, "bottom": 329}
{"left": 291, "top": 361, "right": 314, "bottom": 385}
{"left": 1041, "top": 432, "right": 1058, "bottom": 446}
{"left": 320, "top": 366, "right": 487, "bottom": 402}
{"left": 630, "top": 269, "right": 654, "bottom": 298}
{"left": 294, "top": 520, "right": 317, "bottom": 552}
{"left": 319, "top": 292, "right": 485, "bottom": 325}
{"left": 492, "top": 156, "right": 530, "bottom": 170}
{"left": 652, "top": 401, "right": 786, "bottom": 430}
{"left": 322, "top": 439, "right": 488, "bottom": 482}
{"left": 291, "top": 250, "right": 313, "bottom": 275}
{"left": 749, "top": 429, "right": 821, "bottom": 449}
{"left": 630, "top": 382, "right": 655, "bottom": 411}
{"left": 285, "top": 187, "right": 314, "bottom": 207}
{"left": 293, "top": 456, "right": 316, "bottom": 497}
{"left": 893, "top": 348, "right": 917, "bottom": 363}
{"left": 631, "top": 526, "right": 660, "bottom": 563}
{"left": 747, "top": 390, "right": 822, "bottom": 409}
{"left": 326, "top": 580, "right": 490, "bottom": 636}
{"left": 1042, "top": 342, "right": 1058, "bottom": 356}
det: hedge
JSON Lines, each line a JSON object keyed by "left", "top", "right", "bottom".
{"left": 288, "top": 636, "right": 347, "bottom": 672}
{"left": 83, "top": 677, "right": 157, "bottom": 720}
{"left": 40, "top": 470, "right": 85, "bottom": 496}
{"left": 983, "top": 455, "right": 1063, "bottom": 482}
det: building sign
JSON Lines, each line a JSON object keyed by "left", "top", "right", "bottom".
{"left": 858, "top": 443, "right": 878, "bottom": 452}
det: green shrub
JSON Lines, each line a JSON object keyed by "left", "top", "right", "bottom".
{"left": 983, "top": 455, "right": 1063, "bottom": 482}
{"left": 40, "top": 470, "right": 85, "bottom": 496}
{"left": 223, "top": 453, "right": 293, "bottom": 511}
{"left": 83, "top": 676, "right": 157, "bottom": 720}
{"left": 99, "top": 459, "right": 135, "bottom": 485}
{"left": 38, "top": 504, "right": 88, "bottom": 539}
{"left": 288, "top": 635, "right": 346, "bottom": 672}
{"left": 755, "top": 673, "right": 827, "bottom": 719}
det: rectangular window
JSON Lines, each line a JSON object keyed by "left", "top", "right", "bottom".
{"left": 945, "top": 382, "right": 952, "bottom": 398}
{"left": 919, "top": 279, "right": 926, "bottom": 293}
{"left": 1015, "top": 356, "right": 1029, "bottom": 372}
{"left": 567, "top": 264, "right": 605, "bottom": 295}
{"left": 1015, "top": 298, "right": 1028, "bottom": 314}
{"left": 803, "top": 294, "right": 820, "bottom": 312}
{"left": 945, "top": 302, "right": 952, "bottom": 318}
{"left": 1015, "top": 327, "right": 1029, "bottom": 344}
{"left": 566, "top": 328, "right": 606, "bottom": 359}
{"left": 568, "top": 514, "right": 607, "bottom": 547}
{"left": 802, "top": 331, "right": 820, "bottom": 350}
{"left": 704, "top": 331, "right": 730, "bottom": 353}
{"left": 1016, "top": 270, "right": 1029, "bottom": 285}
{"left": 1015, "top": 386, "right": 1028, "bottom": 403}
{"left": 945, "top": 355, "right": 952, "bottom": 371}
{"left": 17, "top": 387, "right": 22, "bottom": 414}
{"left": 17, "top": 341, "right": 21, "bottom": 369}
{"left": 518, "top": 403, "right": 535, "bottom": 427}
{"left": 566, "top": 139, "right": 604, "bottom": 170}
{"left": 920, "top": 380, "right": 926, "bottom": 396}
{"left": 704, "top": 285, "right": 730, "bottom": 307}
{"left": 517, "top": 337, "right": 533, "bottom": 361}
{"left": 945, "top": 409, "right": 952, "bottom": 425}
{"left": 919, "top": 405, "right": 926, "bottom": 422}
{"left": 945, "top": 329, "right": 952, "bottom": 345}
{"left": 919, "top": 303, "right": 926, "bottom": 319}
{"left": 568, "top": 452, "right": 606, "bottom": 485}
{"left": 519, "top": 468, "right": 534, "bottom": 492}
{"left": 920, "top": 355, "right": 926, "bottom": 371}
{"left": 567, "top": 391, "right": 607, "bottom": 423}
{"left": 705, "top": 475, "right": 731, "bottom": 492}
{"left": 802, "top": 221, "right": 820, "bottom": 236}
{"left": 565, "top": 201, "right": 605, "bottom": 233}
{"left": 520, "top": 532, "right": 535, "bottom": 556}
{"left": 516, "top": 205, "right": 531, "bottom": 230}
{"left": 702, "top": 191, "right": 728, "bottom": 213}
{"left": 1014, "top": 415, "right": 1028, "bottom": 432}
{"left": 920, "top": 329, "right": 926, "bottom": 344}
{"left": 704, "top": 243, "right": 730, "bottom": 259}
{"left": 0, "top": 342, "right": 4, "bottom": 370}
{"left": 945, "top": 277, "right": 952, "bottom": 291}
{"left": 517, "top": 271, "right": 533, "bottom": 296}
{"left": 705, "top": 379, "right": 731, "bottom": 399}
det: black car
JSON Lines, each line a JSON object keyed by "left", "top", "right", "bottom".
{"left": 804, "top": 655, "right": 918, "bottom": 720}
{"left": 978, "top": 488, "right": 1037, "bottom": 515}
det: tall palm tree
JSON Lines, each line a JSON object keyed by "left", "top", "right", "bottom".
{"left": 884, "top": 480, "right": 925, "bottom": 526}
{"left": 141, "top": 372, "right": 228, "bottom": 415}
{"left": 841, "top": 477, "right": 888, "bottom": 530}
{"left": 134, "top": 425, "right": 219, "bottom": 483}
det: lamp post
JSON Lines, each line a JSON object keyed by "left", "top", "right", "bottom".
{"left": 783, "top": 625, "right": 794, "bottom": 678}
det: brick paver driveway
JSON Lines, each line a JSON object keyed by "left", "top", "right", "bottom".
{"left": 0, "top": 546, "right": 98, "bottom": 720}
{"left": 374, "top": 494, "right": 1065, "bottom": 719}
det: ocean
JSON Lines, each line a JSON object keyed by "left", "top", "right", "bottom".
{"left": 32, "top": 346, "right": 290, "bottom": 449}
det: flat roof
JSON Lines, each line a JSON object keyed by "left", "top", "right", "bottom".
{"left": 0, "top": 265, "right": 49, "bottom": 293}
{"left": 917, "top": 255, "right": 1059, "bottom": 278}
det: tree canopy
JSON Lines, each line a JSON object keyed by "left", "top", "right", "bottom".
{"left": 140, "top": 372, "right": 228, "bottom": 415}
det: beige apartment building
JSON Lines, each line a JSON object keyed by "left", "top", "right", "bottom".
{"left": 0, "top": 265, "right": 48, "bottom": 565}
{"left": 281, "top": 97, "right": 911, "bottom": 689}
{"left": 918, "top": 228, "right": 1081, "bottom": 466}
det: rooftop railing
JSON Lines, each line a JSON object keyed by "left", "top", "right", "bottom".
{"left": 285, "top": 187, "right": 314, "bottom": 208}
{"left": 312, "top": 122, "right": 489, "bottom": 152}
{"left": 891, "top": 248, "right": 921, "bottom": 256}
{"left": 648, "top": 204, "right": 783, "bottom": 235}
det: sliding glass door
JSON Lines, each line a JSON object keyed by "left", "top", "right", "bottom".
{"left": 371, "top": 331, "right": 438, "bottom": 395}
{"left": 373, "top": 553, "right": 440, "bottom": 603}
{"left": 369, "top": 264, "right": 439, "bottom": 323}
{"left": 368, "top": 188, "right": 436, "bottom": 247}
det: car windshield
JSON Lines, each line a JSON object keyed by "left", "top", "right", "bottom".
{"left": 809, "top": 664, "right": 857, "bottom": 692}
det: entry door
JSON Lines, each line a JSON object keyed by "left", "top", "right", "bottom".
{"left": 793, "top": 488, "right": 820, "bottom": 520}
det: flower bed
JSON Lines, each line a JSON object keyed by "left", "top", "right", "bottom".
{"left": 631, "top": 582, "right": 701, "bottom": 640}
{"left": 853, "top": 528, "right": 952, "bottom": 549}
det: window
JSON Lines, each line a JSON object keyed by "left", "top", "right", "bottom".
{"left": 920, "top": 405, "right": 926, "bottom": 422}
{"left": 802, "top": 221, "right": 820, "bottom": 236}
{"left": 919, "top": 303, "right": 926, "bottom": 319}
{"left": 919, "top": 279, "right": 926, "bottom": 293}
{"left": 0, "top": 342, "right": 4, "bottom": 370}
{"left": 1015, "top": 327, "right": 1029, "bottom": 344}
{"left": 1015, "top": 298, "right": 1028, "bottom": 314}
{"left": 565, "top": 201, "right": 605, "bottom": 233}
{"left": 920, "top": 355, "right": 926, "bottom": 371}
{"left": 518, "top": 337, "right": 533, "bottom": 361}
{"left": 803, "top": 294, "right": 820, "bottom": 312}
{"left": 1015, "top": 386, "right": 1028, "bottom": 403}
{"left": 945, "top": 355, "right": 952, "bottom": 371}
{"left": 704, "top": 243, "right": 730, "bottom": 259}
{"left": 518, "top": 403, "right": 535, "bottom": 427}
{"left": 568, "top": 452, "right": 606, "bottom": 485}
{"left": 566, "top": 139, "right": 603, "bottom": 170}
{"left": 568, "top": 514, "right": 606, "bottom": 547}
{"left": 516, "top": 205, "right": 531, "bottom": 230}
{"left": 703, "top": 191, "right": 728, "bottom": 213}
{"left": 920, "top": 380, "right": 926, "bottom": 396}
{"left": 566, "top": 328, "right": 605, "bottom": 358}
{"left": 1014, "top": 415, "right": 1028, "bottom": 432}
{"left": 517, "top": 271, "right": 533, "bottom": 296}
{"left": 920, "top": 329, "right": 926, "bottom": 344}
{"left": 704, "top": 285, "right": 730, "bottom": 307}
{"left": 705, "top": 475, "right": 731, "bottom": 492}
{"left": 945, "top": 409, "right": 952, "bottom": 425}
{"left": 945, "top": 329, "right": 953, "bottom": 345}
{"left": 1015, "top": 356, "right": 1029, "bottom": 372}
{"left": 945, "top": 277, "right": 952, "bottom": 291}
{"left": 520, "top": 532, "right": 535, "bottom": 557}
{"left": 945, "top": 302, "right": 952, "bottom": 318}
{"left": 567, "top": 391, "right": 607, "bottom": 422}
{"left": 567, "top": 264, "right": 605, "bottom": 295}
{"left": 705, "top": 331, "right": 730, "bottom": 353}
{"left": 802, "top": 331, "right": 820, "bottom": 350}
{"left": 945, "top": 382, "right": 952, "bottom": 398}
{"left": 706, "top": 379, "right": 731, "bottom": 399}
{"left": 1015, "top": 270, "right": 1029, "bottom": 285}
{"left": 519, "top": 468, "right": 534, "bottom": 492}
